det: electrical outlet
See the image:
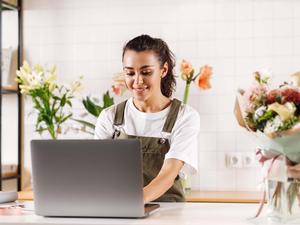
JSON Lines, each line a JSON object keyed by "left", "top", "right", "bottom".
{"left": 242, "top": 152, "right": 259, "bottom": 168}
{"left": 226, "top": 152, "right": 243, "bottom": 168}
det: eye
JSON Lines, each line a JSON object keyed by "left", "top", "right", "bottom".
{"left": 125, "top": 70, "right": 135, "bottom": 76}
{"left": 141, "top": 70, "right": 152, "bottom": 76}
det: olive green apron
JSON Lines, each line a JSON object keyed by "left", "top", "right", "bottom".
{"left": 112, "top": 98, "right": 185, "bottom": 202}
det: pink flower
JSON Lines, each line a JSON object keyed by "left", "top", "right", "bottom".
{"left": 180, "top": 59, "right": 193, "bottom": 80}
{"left": 243, "top": 84, "right": 268, "bottom": 113}
{"left": 112, "top": 72, "right": 127, "bottom": 96}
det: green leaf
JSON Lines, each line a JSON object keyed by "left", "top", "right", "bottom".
{"left": 60, "top": 93, "right": 67, "bottom": 107}
{"left": 82, "top": 96, "right": 102, "bottom": 117}
{"left": 257, "top": 110, "right": 275, "bottom": 123}
{"left": 59, "top": 113, "right": 72, "bottom": 124}
{"left": 71, "top": 118, "right": 95, "bottom": 129}
{"left": 103, "top": 91, "right": 114, "bottom": 108}
{"left": 66, "top": 100, "right": 72, "bottom": 107}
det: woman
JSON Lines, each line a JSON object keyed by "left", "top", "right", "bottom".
{"left": 94, "top": 34, "right": 200, "bottom": 203}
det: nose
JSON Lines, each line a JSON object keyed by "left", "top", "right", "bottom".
{"left": 134, "top": 74, "right": 144, "bottom": 85}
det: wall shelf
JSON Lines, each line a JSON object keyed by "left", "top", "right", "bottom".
{"left": 0, "top": 0, "right": 22, "bottom": 191}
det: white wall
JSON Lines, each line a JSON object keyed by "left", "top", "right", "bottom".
{"left": 18, "top": 0, "right": 300, "bottom": 191}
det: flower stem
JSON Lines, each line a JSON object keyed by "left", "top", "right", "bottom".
{"left": 48, "top": 125, "right": 57, "bottom": 139}
{"left": 183, "top": 81, "right": 191, "bottom": 104}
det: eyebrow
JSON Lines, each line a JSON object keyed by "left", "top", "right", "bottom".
{"left": 123, "top": 65, "right": 155, "bottom": 70}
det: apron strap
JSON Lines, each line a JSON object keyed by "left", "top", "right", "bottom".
{"left": 162, "top": 98, "right": 182, "bottom": 133}
{"left": 113, "top": 100, "right": 127, "bottom": 126}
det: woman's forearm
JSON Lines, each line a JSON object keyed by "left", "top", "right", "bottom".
{"left": 143, "top": 172, "right": 174, "bottom": 203}
{"left": 143, "top": 158, "right": 184, "bottom": 203}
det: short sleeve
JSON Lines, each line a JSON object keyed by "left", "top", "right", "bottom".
{"left": 94, "top": 106, "right": 116, "bottom": 139}
{"left": 164, "top": 105, "right": 200, "bottom": 176}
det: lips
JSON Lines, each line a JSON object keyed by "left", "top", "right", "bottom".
{"left": 133, "top": 87, "right": 148, "bottom": 95}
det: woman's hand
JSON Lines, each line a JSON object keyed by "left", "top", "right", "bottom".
{"left": 143, "top": 158, "right": 183, "bottom": 203}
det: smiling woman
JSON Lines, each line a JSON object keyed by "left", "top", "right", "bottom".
{"left": 94, "top": 35, "right": 200, "bottom": 203}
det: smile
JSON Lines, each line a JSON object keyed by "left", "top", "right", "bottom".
{"left": 133, "top": 87, "right": 148, "bottom": 94}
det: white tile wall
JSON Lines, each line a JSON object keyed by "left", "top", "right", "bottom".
{"left": 14, "top": 0, "right": 300, "bottom": 191}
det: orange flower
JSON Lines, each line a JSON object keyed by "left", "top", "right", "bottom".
{"left": 180, "top": 59, "right": 193, "bottom": 80}
{"left": 194, "top": 65, "right": 213, "bottom": 90}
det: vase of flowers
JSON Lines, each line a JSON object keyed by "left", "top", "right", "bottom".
{"left": 235, "top": 70, "right": 300, "bottom": 223}
{"left": 16, "top": 62, "right": 82, "bottom": 139}
{"left": 180, "top": 59, "right": 213, "bottom": 191}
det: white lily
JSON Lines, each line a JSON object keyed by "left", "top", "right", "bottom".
{"left": 70, "top": 76, "right": 83, "bottom": 93}
{"left": 268, "top": 102, "right": 296, "bottom": 121}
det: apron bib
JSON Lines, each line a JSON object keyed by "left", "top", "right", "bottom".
{"left": 112, "top": 99, "right": 185, "bottom": 202}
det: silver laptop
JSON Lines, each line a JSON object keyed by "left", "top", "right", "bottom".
{"left": 31, "top": 139, "right": 159, "bottom": 218}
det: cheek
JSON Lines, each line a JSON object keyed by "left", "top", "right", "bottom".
{"left": 125, "top": 79, "right": 133, "bottom": 89}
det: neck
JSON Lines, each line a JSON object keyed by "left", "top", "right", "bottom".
{"left": 133, "top": 95, "right": 171, "bottom": 113}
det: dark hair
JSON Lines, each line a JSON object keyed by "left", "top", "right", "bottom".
{"left": 122, "top": 34, "right": 176, "bottom": 98}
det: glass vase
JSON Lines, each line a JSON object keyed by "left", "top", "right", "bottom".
{"left": 266, "top": 175, "right": 300, "bottom": 223}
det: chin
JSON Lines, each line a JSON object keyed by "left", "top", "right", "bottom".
{"left": 133, "top": 94, "right": 147, "bottom": 102}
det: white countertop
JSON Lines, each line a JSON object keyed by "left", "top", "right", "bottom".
{"left": 0, "top": 201, "right": 278, "bottom": 225}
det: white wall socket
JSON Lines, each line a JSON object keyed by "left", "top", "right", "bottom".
{"left": 226, "top": 152, "right": 259, "bottom": 168}
{"left": 226, "top": 152, "right": 242, "bottom": 168}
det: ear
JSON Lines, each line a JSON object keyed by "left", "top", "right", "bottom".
{"left": 161, "top": 62, "right": 168, "bottom": 78}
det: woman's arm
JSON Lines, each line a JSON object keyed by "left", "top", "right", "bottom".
{"left": 143, "top": 158, "right": 184, "bottom": 203}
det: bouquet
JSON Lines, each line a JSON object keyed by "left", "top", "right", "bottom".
{"left": 16, "top": 62, "right": 82, "bottom": 139}
{"left": 234, "top": 70, "right": 300, "bottom": 221}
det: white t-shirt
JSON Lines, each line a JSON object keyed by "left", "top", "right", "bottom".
{"left": 94, "top": 97, "right": 200, "bottom": 176}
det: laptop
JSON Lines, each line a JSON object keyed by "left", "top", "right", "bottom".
{"left": 31, "top": 139, "right": 159, "bottom": 218}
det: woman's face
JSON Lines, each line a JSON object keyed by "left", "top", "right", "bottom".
{"left": 123, "top": 50, "right": 167, "bottom": 102}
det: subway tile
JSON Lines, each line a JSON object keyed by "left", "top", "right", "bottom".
{"left": 217, "top": 114, "right": 239, "bottom": 132}
{"left": 235, "top": 0, "right": 253, "bottom": 21}
{"left": 216, "top": 21, "right": 235, "bottom": 39}
{"left": 215, "top": 39, "right": 235, "bottom": 57}
{"left": 253, "top": 38, "right": 273, "bottom": 57}
{"left": 236, "top": 169, "right": 262, "bottom": 191}
{"left": 235, "top": 131, "right": 257, "bottom": 152}
{"left": 253, "top": 20, "right": 273, "bottom": 38}
{"left": 199, "top": 170, "right": 217, "bottom": 190}
{"left": 253, "top": 1, "right": 273, "bottom": 20}
{"left": 272, "top": 37, "right": 293, "bottom": 56}
{"left": 235, "top": 21, "right": 253, "bottom": 39}
{"left": 199, "top": 115, "right": 217, "bottom": 132}
{"left": 216, "top": 95, "right": 235, "bottom": 114}
{"left": 197, "top": 22, "right": 216, "bottom": 41}
{"left": 216, "top": 170, "right": 236, "bottom": 191}
{"left": 213, "top": 58, "right": 235, "bottom": 77}
{"left": 235, "top": 39, "right": 253, "bottom": 57}
{"left": 272, "top": 19, "right": 293, "bottom": 38}
{"left": 199, "top": 132, "right": 217, "bottom": 152}
{"left": 272, "top": 0, "right": 293, "bottom": 19}
{"left": 196, "top": 95, "right": 217, "bottom": 114}
{"left": 235, "top": 57, "right": 255, "bottom": 77}
{"left": 215, "top": 0, "right": 236, "bottom": 21}
{"left": 199, "top": 151, "right": 217, "bottom": 170}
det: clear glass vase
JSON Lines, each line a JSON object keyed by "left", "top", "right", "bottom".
{"left": 266, "top": 178, "right": 300, "bottom": 223}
